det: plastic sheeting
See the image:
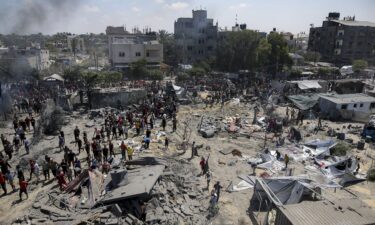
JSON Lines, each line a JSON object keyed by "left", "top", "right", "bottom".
{"left": 287, "top": 94, "right": 320, "bottom": 110}
{"left": 252, "top": 177, "right": 315, "bottom": 205}
{"left": 290, "top": 80, "right": 322, "bottom": 90}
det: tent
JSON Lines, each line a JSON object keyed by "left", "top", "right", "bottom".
{"left": 251, "top": 177, "right": 318, "bottom": 208}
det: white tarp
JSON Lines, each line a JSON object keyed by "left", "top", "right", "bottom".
{"left": 44, "top": 74, "right": 64, "bottom": 82}
{"left": 172, "top": 85, "right": 182, "bottom": 91}
{"left": 290, "top": 80, "right": 322, "bottom": 90}
{"left": 231, "top": 180, "right": 253, "bottom": 191}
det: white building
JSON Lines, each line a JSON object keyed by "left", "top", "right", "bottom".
{"left": 106, "top": 26, "right": 163, "bottom": 69}
{"left": 319, "top": 93, "right": 375, "bottom": 122}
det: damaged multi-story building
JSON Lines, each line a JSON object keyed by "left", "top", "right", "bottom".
{"left": 308, "top": 12, "right": 375, "bottom": 65}
{"left": 0, "top": 46, "right": 50, "bottom": 76}
{"left": 106, "top": 26, "right": 163, "bottom": 70}
{"left": 174, "top": 9, "right": 218, "bottom": 64}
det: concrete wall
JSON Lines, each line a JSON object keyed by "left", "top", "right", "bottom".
{"left": 319, "top": 97, "right": 375, "bottom": 121}
{"left": 91, "top": 89, "right": 147, "bottom": 109}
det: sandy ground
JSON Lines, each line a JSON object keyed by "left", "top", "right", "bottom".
{"left": 0, "top": 100, "right": 374, "bottom": 225}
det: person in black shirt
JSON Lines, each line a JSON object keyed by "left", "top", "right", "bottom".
{"left": 73, "top": 126, "right": 80, "bottom": 141}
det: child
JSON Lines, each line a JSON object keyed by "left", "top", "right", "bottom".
{"left": 19, "top": 179, "right": 28, "bottom": 200}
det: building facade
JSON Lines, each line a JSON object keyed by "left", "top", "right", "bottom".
{"left": 67, "top": 35, "right": 85, "bottom": 54}
{"left": 308, "top": 12, "right": 375, "bottom": 65}
{"left": 174, "top": 10, "right": 218, "bottom": 64}
{"left": 0, "top": 47, "right": 50, "bottom": 71}
{"left": 106, "top": 26, "right": 163, "bottom": 69}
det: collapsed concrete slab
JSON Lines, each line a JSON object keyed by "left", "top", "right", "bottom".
{"left": 99, "top": 165, "right": 165, "bottom": 205}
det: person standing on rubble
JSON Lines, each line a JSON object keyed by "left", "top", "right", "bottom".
{"left": 284, "top": 154, "right": 290, "bottom": 169}
{"left": 30, "top": 116, "right": 35, "bottom": 131}
{"left": 58, "top": 135, "right": 64, "bottom": 151}
{"left": 76, "top": 137, "right": 83, "bottom": 154}
{"left": 120, "top": 141, "right": 127, "bottom": 161}
{"left": 0, "top": 172, "right": 7, "bottom": 195}
{"left": 19, "top": 179, "right": 28, "bottom": 200}
{"left": 108, "top": 140, "right": 115, "bottom": 157}
{"left": 42, "top": 159, "right": 50, "bottom": 181}
{"left": 57, "top": 171, "right": 67, "bottom": 191}
{"left": 164, "top": 137, "right": 169, "bottom": 150}
{"left": 213, "top": 181, "right": 223, "bottom": 203}
{"left": 60, "top": 130, "right": 65, "bottom": 143}
{"left": 172, "top": 116, "right": 177, "bottom": 132}
{"left": 161, "top": 116, "right": 167, "bottom": 131}
{"left": 24, "top": 138, "right": 30, "bottom": 154}
{"left": 191, "top": 141, "right": 196, "bottom": 158}
{"left": 74, "top": 126, "right": 80, "bottom": 142}
{"left": 127, "top": 146, "right": 134, "bottom": 161}
{"left": 102, "top": 144, "right": 109, "bottom": 162}
{"left": 290, "top": 108, "right": 295, "bottom": 122}
{"left": 206, "top": 170, "right": 212, "bottom": 191}
{"left": 200, "top": 157, "right": 206, "bottom": 175}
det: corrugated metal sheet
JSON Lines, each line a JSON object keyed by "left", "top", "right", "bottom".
{"left": 278, "top": 199, "right": 375, "bottom": 225}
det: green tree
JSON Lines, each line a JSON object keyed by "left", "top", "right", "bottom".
{"left": 267, "top": 32, "right": 293, "bottom": 75}
{"left": 63, "top": 67, "right": 82, "bottom": 82}
{"left": 130, "top": 59, "right": 148, "bottom": 78}
{"left": 158, "top": 30, "right": 178, "bottom": 66}
{"left": 193, "top": 60, "right": 211, "bottom": 73}
{"left": 256, "top": 38, "right": 271, "bottom": 70}
{"left": 216, "top": 30, "right": 261, "bottom": 72}
{"left": 303, "top": 51, "right": 321, "bottom": 63}
{"left": 188, "top": 67, "right": 206, "bottom": 77}
{"left": 352, "top": 59, "right": 368, "bottom": 73}
{"left": 148, "top": 70, "right": 164, "bottom": 80}
{"left": 82, "top": 72, "right": 99, "bottom": 109}
{"left": 98, "top": 71, "right": 123, "bottom": 83}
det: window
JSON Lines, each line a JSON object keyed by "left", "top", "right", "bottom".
{"left": 371, "top": 103, "right": 375, "bottom": 109}
{"left": 187, "top": 46, "right": 193, "bottom": 51}
{"left": 135, "top": 52, "right": 141, "bottom": 57}
{"left": 354, "top": 104, "right": 357, "bottom": 108}
{"left": 146, "top": 51, "right": 150, "bottom": 57}
{"left": 360, "top": 103, "right": 364, "bottom": 107}
{"left": 118, "top": 52, "right": 125, "bottom": 57}
{"left": 341, "top": 104, "right": 348, "bottom": 110}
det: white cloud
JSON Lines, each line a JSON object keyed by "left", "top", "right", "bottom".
{"left": 154, "top": 0, "right": 165, "bottom": 3}
{"left": 229, "top": 3, "right": 249, "bottom": 10}
{"left": 83, "top": 5, "right": 100, "bottom": 13}
{"left": 131, "top": 6, "right": 140, "bottom": 12}
{"left": 165, "top": 2, "right": 189, "bottom": 10}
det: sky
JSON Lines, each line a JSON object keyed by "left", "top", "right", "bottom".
{"left": 0, "top": 0, "right": 374, "bottom": 35}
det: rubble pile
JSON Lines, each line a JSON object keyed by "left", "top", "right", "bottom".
{"left": 34, "top": 99, "right": 67, "bottom": 137}
{"left": 11, "top": 157, "right": 211, "bottom": 225}
{"left": 146, "top": 159, "right": 210, "bottom": 225}
{"left": 198, "top": 116, "right": 222, "bottom": 138}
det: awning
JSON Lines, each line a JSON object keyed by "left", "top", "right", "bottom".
{"left": 287, "top": 94, "right": 320, "bottom": 110}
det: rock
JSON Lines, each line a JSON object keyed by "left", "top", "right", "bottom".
{"left": 32, "top": 203, "right": 41, "bottom": 209}
{"left": 163, "top": 206, "right": 172, "bottom": 213}
{"left": 85, "top": 121, "right": 95, "bottom": 128}
{"left": 200, "top": 129, "right": 215, "bottom": 138}
{"left": 180, "top": 204, "right": 194, "bottom": 216}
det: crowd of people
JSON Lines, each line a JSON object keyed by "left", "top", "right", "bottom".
{"left": 0, "top": 79, "right": 226, "bottom": 221}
